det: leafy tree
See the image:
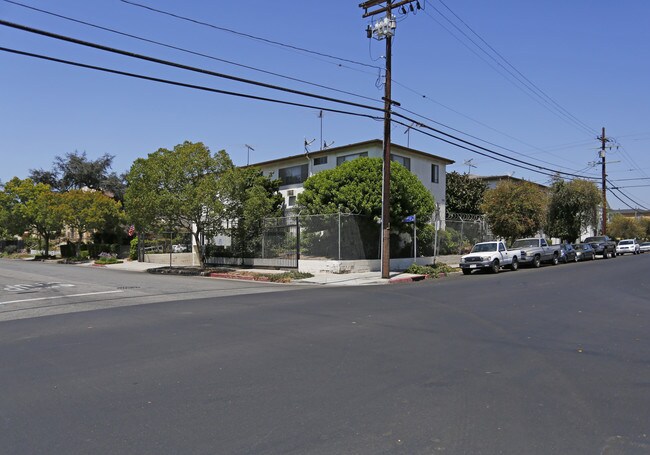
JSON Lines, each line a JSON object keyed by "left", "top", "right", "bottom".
{"left": 221, "top": 166, "right": 283, "bottom": 257}
{"left": 607, "top": 214, "right": 644, "bottom": 240}
{"left": 2, "top": 178, "right": 65, "bottom": 257}
{"left": 546, "top": 178, "right": 601, "bottom": 242}
{"left": 30, "top": 151, "right": 126, "bottom": 201}
{"left": 446, "top": 171, "right": 488, "bottom": 214}
{"left": 640, "top": 217, "right": 650, "bottom": 241}
{"left": 481, "top": 179, "right": 548, "bottom": 243}
{"left": 125, "top": 141, "right": 235, "bottom": 268}
{"left": 60, "top": 189, "right": 123, "bottom": 256}
{"left": 297, "top": 157, "right": 435, "bottom": 256}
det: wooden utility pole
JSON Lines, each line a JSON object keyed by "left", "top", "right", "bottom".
{"left": 599, "top": 127, "right": 607, "bottom": 235}
{"left": 361, "top": 0, "right": 394, "bottom": 278}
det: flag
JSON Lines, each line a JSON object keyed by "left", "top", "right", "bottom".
{"left": 403, "top": 215, "right": 416, "bottom": 223}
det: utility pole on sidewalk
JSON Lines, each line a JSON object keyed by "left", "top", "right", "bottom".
{"left": 599, "top": 127, "right": 608, "bottom": 235}
{"left": 360, "top": 0, "right": 417, "bottom": 278}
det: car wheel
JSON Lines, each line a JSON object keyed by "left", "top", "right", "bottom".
{"left": 462, "top": 269, "right": 472, "bottom": 275}
{"left": 573, "top": 255, "right": 579, "bottom": 263}
{"left": 491, "top": 259, "right": 500, "bottom": 274}
{"left": 551, "top": 254, "right": 559, "bottom": 266}
{"left": 533, "top": 255, "right": 541, "bottom": 268}
{"left": 509, "top": 257, "right": 519, "bottom": 271}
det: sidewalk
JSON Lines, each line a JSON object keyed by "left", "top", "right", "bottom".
{"left": 95, "top": 260, "right": 439, "bottom": 286}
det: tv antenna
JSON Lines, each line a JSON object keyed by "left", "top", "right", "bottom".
{"left": 245, "top": 144, "right": 254, "bottom": 166}
{"left": 323, "top": 140, "right": 335, "bottom": 149}
{"left": 403, "top": 122, "right": 421, "bottom": 148}
{"left": 463, "top": 158, "right": 477, "bottom": 174}
{"left": 304, "top": 138, "right": 316, "bottom": 153}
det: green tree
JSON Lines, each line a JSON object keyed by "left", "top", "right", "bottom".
{"left": 607, "top": 214, "right": 644, "bottom": 240}
{"left": 60, "top": 189, "right": 123, "bottom": 256}
{"left": 2, "top": 178, "right": 65, "bottom": 257}
{"left": 222, "top": 166, "right": 283, "bottom": 257}
{"left": 640, "top": 217, "right": 650, "bottom": 241}
{"left": 481, "top": 179, "right": 548, "bottom": 243}
{"left": 30, "top": 151, "right": 126, "bottom": 201}
{"left": 445, "top": 171, "right": 488, "bottom": 214}
{"left": 125, "top": 141, "right": 234, "bottom": 268}
{"left": 297, "top": 157, "right": 435, "bottom": 256}
{"left": 546, "top": 178, "right": 601, "bottom": 242}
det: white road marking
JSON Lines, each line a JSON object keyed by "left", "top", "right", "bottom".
{"left": 3, "top": 282, "right": 75, "bottom": 292}
{"left": 1, "top": 290, "right": 124, "bottom": 305}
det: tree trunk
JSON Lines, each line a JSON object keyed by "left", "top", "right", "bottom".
{"left": 192, "top": 231, "right": 205, "bottom": 269}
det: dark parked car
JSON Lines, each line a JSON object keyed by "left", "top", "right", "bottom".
{"left": 558, "top": 243, "right": 578, "bottom": 263}
{"left": 574, "top": 243, "right": 596, "bottom": 261}
{"left": 583, "top": 236, "right": 617, "bottom": 258}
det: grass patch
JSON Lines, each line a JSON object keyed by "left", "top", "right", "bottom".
{"left": 94, "top": 257, "right": 123, "bottom": 265}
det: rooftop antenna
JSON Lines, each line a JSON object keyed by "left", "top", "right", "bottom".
{"left": 463, "top": 158, "right": 477, "bottom": 174}
{"left": 403, "top": 122, "right": 421, "bottom": 148}
{"left": 304, "top": 138, "right": 315, "bottom": 153}
{"left": 245, "top": 144, "right": 254, "bottom": 166}
{"left": 323, "top": 140, "right": 335, "bottom": 149}
{"left": 318, "top": 110, "right": 324, "bottom": 151}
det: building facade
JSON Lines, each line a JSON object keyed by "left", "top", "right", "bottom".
{"left": 249, "top": 139, "right": 454, "bottom": 220}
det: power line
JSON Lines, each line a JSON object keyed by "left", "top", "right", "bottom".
{"left": 0, "top": 46, "right": 383, "bottom": 121}
{"left": 2, "top": 0, "right": 383, "bottom": 105}
{"left": 120, "top": 0, "right": 381, "bottom": 71}
{"left": 423, "top": 0, "right": 596, "bottom": 137}
{"left": 5, "top": 1, "right": 607, "bottom": 182}
{"left": 435, "top": 0, "right": 597, "bottom": 136}
{"left": 0, "top": 20, "right": 385, "bottom": 115}
{"left": 391, "top": 110, "right": 599, "bottom": 181}
{"left": 0, "top": 21, "right": 604, "bottom": 183}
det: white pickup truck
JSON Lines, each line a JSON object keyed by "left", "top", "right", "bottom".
{"left": 510, "top": 238, "right": 561, "bottom": 268}
{"left": 460, "top": 240, "right": 519, "bottom": 275}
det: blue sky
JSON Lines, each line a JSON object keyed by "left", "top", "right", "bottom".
{"left": 2, "top": 0, "right": 649, "bottom": 210}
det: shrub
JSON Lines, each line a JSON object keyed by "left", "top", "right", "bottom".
{"left": 404, "top": 262, "right": 457, "bottom": 278}
{"left": 130, "top": 237, "right": 138, "bottom": 260}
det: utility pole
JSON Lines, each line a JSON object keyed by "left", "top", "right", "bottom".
{"left": 599, "top": 127, "right": 608, "bottom": 235}
{"left": 361, "top": 0, "right": 418, "bottom": 278}
{"left": 361, "top": 0, "right": 394, "bottom": 278}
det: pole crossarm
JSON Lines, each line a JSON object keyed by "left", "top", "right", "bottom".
{"left": 360, "top": 0, "right": 413, "bottom": 17}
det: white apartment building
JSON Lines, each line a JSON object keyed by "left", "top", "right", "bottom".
{"left": 250, "top": 139, "right": 454, "bottom": 220}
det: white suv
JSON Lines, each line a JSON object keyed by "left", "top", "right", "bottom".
{"left": 616, "top": 239, "right": 640, "bottom": 255}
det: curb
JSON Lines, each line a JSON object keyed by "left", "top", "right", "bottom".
{"left": 389, "top": 274, "right": 427, "bottom": 284}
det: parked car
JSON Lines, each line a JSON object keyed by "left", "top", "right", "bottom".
{"left": 583, "top": 236, "right": 617, "bottom": 258}
{"left": 573, "top": 243, "right": 596, "bottom": 261}
{"left": 172, "top": 244, "right": 188, "bottom": 253}
{"left": 510, "top": 238, "right": 561, "bottom": 267}
{"left": 460, "top": 241, "right": 519, "bottom": 275}
{"left": 558, "top": 243, "right": 578, "bottom": 263}
{"left": 640, "top": 242, "right": 650, "bottom": 253}
{"left": 616, "top": 239, "right": 640, "bottom": 255}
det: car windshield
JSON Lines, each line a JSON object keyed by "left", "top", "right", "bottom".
{"left": 471, "top": 243, "right": 497, "bottom": 253}
{"left": 619, "top": 240, "right": 632, "bottom": 245}
{"left": 584, "top": 237, "right": 605, "bottom": 243}
{"left": 511, "top": 239, "right": 538, "bottom": 248}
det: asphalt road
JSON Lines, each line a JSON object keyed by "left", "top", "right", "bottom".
{"left": 1, "top": 255, "right": 649, "bottom": 454}
{"left": 0, "top": 260, "right": 295, "bottom": 321}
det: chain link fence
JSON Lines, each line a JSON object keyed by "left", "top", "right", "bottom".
{"left": 438, "top": 212, "right": 494, "bottom": 255}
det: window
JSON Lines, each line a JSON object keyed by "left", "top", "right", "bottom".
{"left": 499, "top": 243, "right": 506, "bottom": 252}
{"left": 336, "top": 152, "right": 368, "bottom": 166}
{"left": 313, "top": 156, "right": 328, "bottom": 166}
{"left": 390, "top": 154, "right": 410, "bottom": 171}
{"left": 431, "top": 164, "right": 439, "bottom": 183}
{"left": 288, "top": 195, "right": 297, "bottom": 207}
{"left": 278, "top": 164, "right": 308, "bottom": 186}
